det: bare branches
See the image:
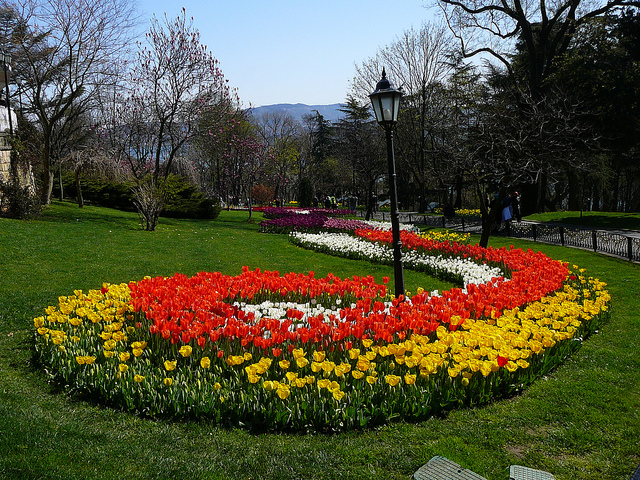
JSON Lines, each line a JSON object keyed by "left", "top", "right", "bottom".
{"left": 4, "top": 0, "right": 140, "bottom": 203}
{"left": 435, "top": 0, "right": 640, "bottom": 97}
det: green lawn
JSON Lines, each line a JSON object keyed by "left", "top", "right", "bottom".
{"left": 1, "top": 202, "right": 638, "bottom": 480}
{"left": 525, "top": 210, "right": 640, "bottom": 230}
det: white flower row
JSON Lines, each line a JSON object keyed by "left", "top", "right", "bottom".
{"left": 290, "top": 232, "right": 504, "bottom": 288}
{"left": 360, "top": 219, "right": 420, "bottom": 232}
{"left": 231, "top": 299, "right": 376, "bottom": 333}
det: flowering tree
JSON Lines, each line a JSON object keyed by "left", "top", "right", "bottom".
{"left": 219, "top": 117, "right": 276, "bottom": 220}
{"left": 106, "top": 8, "right": 236, "bottom": 230}
{"left": 123, "top": 8, "right": 235, "bottom": 181}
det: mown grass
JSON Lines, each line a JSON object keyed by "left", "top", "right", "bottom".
{"left": 1, "top": 202, "right": 639, "bottom": 480}
{"left": 525, "top": 210, "right": 640, "bottom": 230}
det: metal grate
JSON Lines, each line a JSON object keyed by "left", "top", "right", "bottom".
{"left": 509, "top": 465, "right": 555, "bottom": 480}
{"left": 413, "top": 456, "right": 488, "bottom": 480}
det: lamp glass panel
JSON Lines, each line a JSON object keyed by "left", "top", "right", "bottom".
{"left": 381, "top": 93, "right": 394, "bottom": 122}
{"left": 371, "top": 95, "right": 383, "bottom": 124}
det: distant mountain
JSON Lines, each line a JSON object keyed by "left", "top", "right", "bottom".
{"left": 247, "top": 103, "right": 344, "bottom": 123}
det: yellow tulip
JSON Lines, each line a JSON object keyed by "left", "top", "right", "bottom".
{"left": 279, "top": 360, "right": 290, "bottom": 370}
{"left": 321, "top": 361, "right": 336, "bottom": 373}
{"left": 317, "top": 379, "right": 330, "bottom": 389}
{"left": 276, "top": 384, "right": 290, "bottom": 399}
{"left": 179, "top": 345, "right": 192, "bottom": 357}
{"left": 313, "top": 350, "right": 326, "bottom": 362}
{"left": 385, "top": 375, "right": 401, "bottom": 386}
{"left": 164, "top": 360, "right": 177, "bottom": 371}
{"left": 200, "top": 357, "right": 211, "bottom": 369}
{"left": 332, "top": 389, "right": 345, "bottom": 401}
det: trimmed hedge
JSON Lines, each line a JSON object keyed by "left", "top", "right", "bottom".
{"left": 53, "top": 172, "right": 221, "bottom": 220}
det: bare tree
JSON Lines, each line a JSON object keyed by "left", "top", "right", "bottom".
{"left": 436, "top": 0, "right": 640, "bottom": 99}
{"left": 352, "top": 21, "right": 457, "bottom": 210}
{"left": 3, "top": 0, "right": 139, "bottom": 204}
{"left": 251, "top": 110, "right": 301, "bottom": 202}
{"left": 468, "top": 72, "right": 599, "bottom": 246}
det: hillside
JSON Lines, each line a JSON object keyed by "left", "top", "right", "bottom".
{"left": 248, "top": 103, "right": 343, "bottom": 123}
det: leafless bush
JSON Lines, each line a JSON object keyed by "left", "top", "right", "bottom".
{"left": 132, "top": 178, "right": 164, "bottom": 231}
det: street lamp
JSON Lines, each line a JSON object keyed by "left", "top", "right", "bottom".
{"left": 369, "top": 68, "right": 404, "bottom": 298}
{"left": 1, "top": 51, "right": 13, "bottom": 136}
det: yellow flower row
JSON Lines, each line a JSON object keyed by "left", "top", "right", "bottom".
{"left": 33, "top": 272, "right": 610, "bottom": 411}
{"left": 420, "top": 230, "right": 471, "bottom": 244}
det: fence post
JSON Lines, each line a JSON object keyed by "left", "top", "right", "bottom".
{"left": 628, "top": 237, "right": 633, "bottom": 261}
{"left": 423, "top": 215, "right": 427, "bottom": 226}
{"left": 532, "top": 224, "right": 537, "bottom": 242}
{"left": 560, "top": 227, "right": 565, "bottom": 246}
{"left": 442, "top": 216, "right": 446, "bottom": 228}
{"left": 461, "top": 217, "right": 465, "bottom": 232}
{"left": 592, "top": 230, "right": 598, "bottom": 252}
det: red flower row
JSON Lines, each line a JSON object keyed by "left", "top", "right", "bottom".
{"left": 129, "top": 268, "right": 389, "bottom": 349}
{"left": 355, "top": 228, "right": 568, "bottom": 322}
{"left": 128, "top": 233, "right": 568, "bottom": 351}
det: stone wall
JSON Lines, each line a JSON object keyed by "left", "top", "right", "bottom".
{"left": 0, "top": 132, "right": 36, "bottom": 192}
{"left": 0, "top": 133, "right": 11, "bottom": 183}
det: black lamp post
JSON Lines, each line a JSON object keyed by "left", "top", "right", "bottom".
{"left": 369, "top": 68, "right": 404, "bottom": 298}
{"left": 1, "top": 51, "right": 13, "bottom": 136}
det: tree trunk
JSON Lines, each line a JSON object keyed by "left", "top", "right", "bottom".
{"left": 567, "top": 172, "right": 580, "bottom": 211}
{"left": 454, "top": 173, "right": 463, "bottom": 209}
{"left": 59, "top": 168, "right": 64, "bottom": 202}
{"left": 45, "top": 171, "right": 54, "bottom": 205}
{"left": 75, "top": 171, "right": 84, "bottom": 208}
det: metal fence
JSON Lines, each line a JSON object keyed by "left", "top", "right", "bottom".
{"left": 356, "top": 210, "right": 640, "bottom": 263}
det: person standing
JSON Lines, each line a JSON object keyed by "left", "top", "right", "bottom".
{"left": 512, "top": 192, "right": 521, "bottom": 222}
{"left": 501, "top": 195, "right": 512, "bottom": 227}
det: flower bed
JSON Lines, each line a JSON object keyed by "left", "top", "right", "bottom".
{"left": 259, "top": 207, "right": 421, "bottom": 235}
{"left": 33, "top": 228, "right": 610, "bottom": 431}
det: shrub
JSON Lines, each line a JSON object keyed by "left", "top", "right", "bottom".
{"left": 251, "top": 184, "right": 274, "bottom": 206}
{"left": 0, "top": 180, "right": 41, "bottom": 219}
{"left": 297, "top": 177, "right": 314, "bottom": 208}
{"left": 53, "top": 172, "right": 220, "bottom": 220}
{"left": 161, "top": 175, "right": 221, "bottom": 220}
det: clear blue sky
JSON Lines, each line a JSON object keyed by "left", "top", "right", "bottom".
{"left": 135, "top": 0, "right": 436, "bottom": 107}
